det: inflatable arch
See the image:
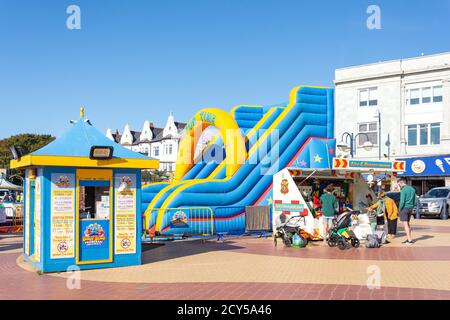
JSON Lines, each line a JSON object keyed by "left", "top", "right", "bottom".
{"left": 174, "top": 108, "right": 247, "bottom": 180}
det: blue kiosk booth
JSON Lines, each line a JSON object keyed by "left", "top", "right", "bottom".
{"left": 10, "top": 109, "right": 159, "bottom": 272}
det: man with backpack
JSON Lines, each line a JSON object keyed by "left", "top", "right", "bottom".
{"left": 398, "top": 178, "right": 417, "bottom": 245}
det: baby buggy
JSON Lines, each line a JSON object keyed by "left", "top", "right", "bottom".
{"left": 274, "top": 214, "right": 309, "bottom": 247}
{"left": 327, "top": 211, "right": 360, "bottom": 250}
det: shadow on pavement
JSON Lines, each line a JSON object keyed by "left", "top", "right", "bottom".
{"left": 141, "top": 238, "right": 246, "bottom": 264}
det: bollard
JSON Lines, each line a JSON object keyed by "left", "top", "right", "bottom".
{"left": 441, "top": 201, "right": 449, "bottom": 220}
{"left": 415, "top": 201, "right": 420, "bottom": 219}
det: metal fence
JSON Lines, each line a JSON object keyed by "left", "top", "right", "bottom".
{"left": 0, "top": 204, "right": 23, "bottom": 232}
{"left": 156, "top": 207, "right": 215, "bottom": 237}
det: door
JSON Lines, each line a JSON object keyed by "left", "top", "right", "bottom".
{"left": 76, "top": 169, "right": 113, "bottom": 265}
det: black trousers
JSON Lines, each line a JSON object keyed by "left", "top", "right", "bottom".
{"left": 387, "top": 219, "right": 398, "bottom": 235}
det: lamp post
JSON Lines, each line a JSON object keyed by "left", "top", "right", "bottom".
{"left": 374, "top": 109, "right": 381, "bottom": 160}
{"left": 385, "top": 134, "right": 391, "bottom": 160}
{"left": 337, "top": 132, "right": 373, "bottom": 158}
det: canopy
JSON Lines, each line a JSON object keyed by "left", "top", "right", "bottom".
{"left": 0, "top": 178, "right": 22, "bottom": 190}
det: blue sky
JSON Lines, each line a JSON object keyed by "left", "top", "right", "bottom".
{"left": 1, "top": 0, "right": 449, "bottom": 139}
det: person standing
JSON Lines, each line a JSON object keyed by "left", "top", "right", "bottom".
{"left": 320, "top": 184, "right": 338, "bottom": 239}
{"left": 398, "top": 178, "right": 417, "bottom": 244}
{"left": 368, "top": 190, "right": 398, "bottom": 240}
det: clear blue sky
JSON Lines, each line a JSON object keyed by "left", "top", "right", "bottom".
{"left": 1, "top": 0, "right": 449, "bottom": 139}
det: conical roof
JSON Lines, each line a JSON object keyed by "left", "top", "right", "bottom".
{"left": 10, "top": 110, "right": 159, "bottom": 170}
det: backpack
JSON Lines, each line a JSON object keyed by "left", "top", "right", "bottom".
{"left": 365, "top": 234, "right": 380, "bottom": 248}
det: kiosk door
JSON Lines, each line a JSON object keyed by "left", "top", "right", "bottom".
{"left": 76, "top": 169, "right": 113, "bottom": 265}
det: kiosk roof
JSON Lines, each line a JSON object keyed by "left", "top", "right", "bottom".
{"left": 10, "top": 114, "right": 159, "bottom": 170}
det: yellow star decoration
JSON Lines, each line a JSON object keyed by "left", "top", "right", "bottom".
{"left": 313, "top": 154, "right": 322, "bottom": 163}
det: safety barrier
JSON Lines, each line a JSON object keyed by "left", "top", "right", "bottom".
{"left": 153, "top": 207, "right": 215, "bottom": 237}
{"left": 0, "top": 204, "right": 23, "bottom": 232}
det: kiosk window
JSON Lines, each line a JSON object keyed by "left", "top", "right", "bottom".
{"left": 79, "top": 185, "right": 110, "bottom": 220}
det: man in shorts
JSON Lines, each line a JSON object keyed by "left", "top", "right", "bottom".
{"left": 398, "top": 178, "right": 417, "bottom": 244}
{"left": 320, "top": 184, "right": 338, "bottom": 239}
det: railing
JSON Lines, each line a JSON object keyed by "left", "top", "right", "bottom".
{"left": 0, "top": 204, "right": 23, "bottom": 232}
{"left": 153, "top": 207, "right": 215, "bottom": 237}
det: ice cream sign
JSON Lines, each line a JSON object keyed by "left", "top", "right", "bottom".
{"left": 399, "top": 155, "right": 450, "bottom": 176}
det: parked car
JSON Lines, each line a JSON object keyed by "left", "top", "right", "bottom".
{"left": 418, "top": 187, "right": 450, "bottom": 219}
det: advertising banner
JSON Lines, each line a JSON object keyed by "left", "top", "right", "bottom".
{"left": 399, "top": 155, "right": 450, "bottom": 177}
{"left": 50, "top": 173, "right": 75, "bottom": 259}
{"left": 34, "top": 177, "right": 41, "bottom": 262}
{"left": 24, "top": 178, "right": 30, "bottom": 256}
{"left": 114, "top": 174, "right": 136, "bottom": 254}
{"left": 79, "top": 219, "right": 110, "bottom": 261}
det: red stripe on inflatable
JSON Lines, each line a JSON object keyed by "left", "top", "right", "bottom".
{"left": 214, "top": 211, "right": 245, "bottom": 221}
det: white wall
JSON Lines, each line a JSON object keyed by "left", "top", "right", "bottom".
{"left": 335, "top": 52, "right": 450, "bottom": 160}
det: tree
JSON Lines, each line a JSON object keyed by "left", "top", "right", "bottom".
{"left": 0, "top": 134, "right": 55, "bottom": 184}
{"left": 141, "top": 169, "right": 170, "bottom": 184}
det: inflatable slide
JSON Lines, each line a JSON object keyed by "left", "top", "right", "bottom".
{"left": 143, "top": 85, "right": 334, "bottom": 236}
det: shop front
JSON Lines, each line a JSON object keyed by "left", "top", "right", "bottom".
{"left": 397, "top": 155, "right": 450, "bottom": 195}
{"left": 10, "top": 109, "right": 159, "bottom": 273}
{"left": 272, "top": 158, "right": 406, "bottom": 240}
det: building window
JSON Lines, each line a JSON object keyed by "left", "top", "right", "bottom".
{"left": 164, "top": 144, "right": 173, "bottom": 155}
{"left": 422, "top": 87, "right": 431, "bottom": 103}
{"left": 359, "top": 87, "right": 378, "bottom": 107}
{"left": 407, "top": 123, "right": 440, "bottom": 146}
{"left": 406, "top": 85, "right": 443, "bottom": 105}
{"left": 153, "top": 146, "right": 159, "bottom": 157}
{"left": 409, "top": 89, "right": 420, "bottom": 105}
{"left": 358, "top": 122, "right": 378, "bottom": 146}
{"left": 407, "top": 125, "right": 417, "bottom": 146}
{"left": 433, "top": 85, "right": 443, "bottom": 102}
{"left": 430, "top": 123, "right": 440, "bottom": 145}
{"left": 420, "top": 124, "right": 428, "bottom": 145}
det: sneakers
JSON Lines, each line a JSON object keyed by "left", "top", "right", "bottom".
{"left": 402, "top": 240, "right": 414, "bottom": 244}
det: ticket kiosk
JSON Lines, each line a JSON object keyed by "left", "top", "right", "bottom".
{"left": 11, "top": 109, "right": 159, "bottom": 272}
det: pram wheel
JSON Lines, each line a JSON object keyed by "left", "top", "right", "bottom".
{"left": 327, "top": 238, "right": 337, "bottom": 247}
{"left": 337, "top": 239, "right": 347, "bottom": 250}
{"left": 283, "top": 238, "right": 292, "bottom": 247}
{"left": 351, "top": 238, "right": 360, "bottom": 248}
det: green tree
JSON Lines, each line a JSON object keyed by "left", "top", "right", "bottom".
{"left": 0, "top": 134, "right": 55, "bottom": 184}
{"left": 141, "top": 169, "right": 170, "bottom": 184}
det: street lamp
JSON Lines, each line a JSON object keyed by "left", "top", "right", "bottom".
{"left": 374, "top": 109, "right": 381, "bottom": 160}
{"left": 337, "top": 132, "right": 373, "bottom": 158}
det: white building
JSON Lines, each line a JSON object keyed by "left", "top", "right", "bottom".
{"left": 106, "top": 113, "right": 186, "bottom": 173}
{"left": 334, "top": 52, "right": 450, "bottom": 193}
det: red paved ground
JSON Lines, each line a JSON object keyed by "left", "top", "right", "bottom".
{"left": 1, "top": 252, "right": 450, "bottom": 300}
{"left": 1, "top": 231, "right": 450, "bottom": 300}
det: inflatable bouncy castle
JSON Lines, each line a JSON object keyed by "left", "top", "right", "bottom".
{"left": 143, "top": 85, "right": 334, "bottom": 236}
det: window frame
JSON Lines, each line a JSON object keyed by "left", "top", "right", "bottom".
{"left": 357, "top": 121, "right": 378, "bottom": 147}
{"left": 358, "top": 87, "right": 378, "bottom": 107}
{"left": 406, "top": 84, "right": 443, "bottom": 106}
{"left": 406, "top": 123, "right": 441, "bottom": 146}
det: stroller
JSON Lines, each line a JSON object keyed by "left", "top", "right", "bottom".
{"left": 327, "top": 210, "right": 360, "bottom": 250}
{"left": 274, "top": 214, "right": 309, "bottom": 247}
